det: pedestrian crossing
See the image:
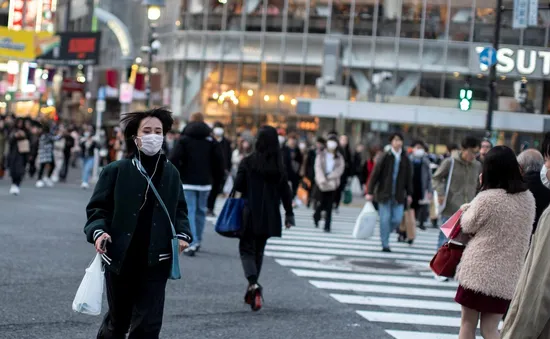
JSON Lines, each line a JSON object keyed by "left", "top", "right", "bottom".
{"left": 265, "top": 205, "right": 482, "bottom": 339}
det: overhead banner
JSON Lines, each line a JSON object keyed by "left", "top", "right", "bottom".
{"left": 513, "top": 0, "right": 529, "bottom": 29}
{"left": 36, "top": 32, "right": 101, "bottom": 66}
{"left": 0, "top": 27, "right": 58, "bottom": 61}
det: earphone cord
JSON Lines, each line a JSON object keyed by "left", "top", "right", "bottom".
{"left": 138, "top": 152, "right": 162, "bottom": 211}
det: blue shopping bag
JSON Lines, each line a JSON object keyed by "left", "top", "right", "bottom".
{"left": 215, "top": 196, "right": 247, "bottom": 238}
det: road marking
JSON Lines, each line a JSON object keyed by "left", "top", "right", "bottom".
{"left": 310, "top": 280, "right": 456, "bottom": 298}
{"left": 386, "top": 330, "right": 482, "bottom": 339}
{"left": 264, "top": 251, "right": 334, "bottom": 261}
{"left": 330, "top": 294, "right": 461, "bottom": 311}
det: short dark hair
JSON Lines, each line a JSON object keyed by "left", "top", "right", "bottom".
{"left": 480, "top": 146, "right": 527, "bottom": 194}
{"left": 316, "top": 136, "right": 326, "bottom": 145}
{"left": 411, "top": 140, "right": 424, "bottom": 148}
{"left": 461, "top": 136, "right": 481, "bottom": 150}
{"left": 388, "top": 132, "right": 404, "bottom": 143}
{"left": 213, "top": 121, "right": 224, "bottom": 128}
{"left": 541, "top": 132, "right": 550, "bottom": 158}
{"left": 120, "top": 108, "right": 174, "bottom": 157}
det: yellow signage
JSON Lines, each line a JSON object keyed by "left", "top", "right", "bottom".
{"left": 0, "top": 28, "right": 58, "bottom": 61}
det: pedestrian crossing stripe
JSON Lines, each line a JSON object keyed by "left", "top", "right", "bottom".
{"left": 262, "top": 206, "right": 476, "bottom": 338}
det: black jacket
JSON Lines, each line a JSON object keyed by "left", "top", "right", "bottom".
{"left": 367, "top": 150, "right": 413, "bottom": 204}
{"left": 524, "top": 170, "right": 550, "bottom": 233}
{"left": 282, "top": 145, "right": 303, "bottom": 182}
{"left": 234, "top": 155, "right": 294, "bottom": 238}
{"left": 84, "top": 158, "right": 192, "bottom": 274}
{"left": 169, "top": 122, "right": 224, "bottom": 186}
{"left": 216, "top": 137, "right": 232, "bottom": 172}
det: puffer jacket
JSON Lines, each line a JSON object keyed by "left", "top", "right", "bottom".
{"left": 314, "top": 150, "right": 345, "bottom": 192}
{"left": 456, "top": 189, "right": 535, "bottom": 299}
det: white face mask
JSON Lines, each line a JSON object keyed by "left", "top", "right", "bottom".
{"left": 137, "top": 134, "right": 164, "bottom": 156}
{"left": 278, "top": 136, "right": 286, "bottom": 145}
{"left": 213, "top": 127, "right": 224, "bottom": 137}
{"left": 541, "top": 165, "right": 550, "bottom": 188}
{"left": 326, "top": 140, "right": 338, "bottom": 151}
{"left": 413, "top": 149, "right": 425, "bottom": 157}
{"left": 299, "top": 143, "right": 307, "bottom": 151}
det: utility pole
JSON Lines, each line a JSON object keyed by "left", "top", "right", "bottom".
{"left": 485, "top": 0, "right": 503, "bottom": 137}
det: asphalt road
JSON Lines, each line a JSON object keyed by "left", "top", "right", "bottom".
{"left": 0, "top": 176, "right": 391, "bottom": 339}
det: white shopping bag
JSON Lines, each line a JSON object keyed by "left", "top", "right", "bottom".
{"left": 223, "top": 176, "right": 234, "bottom": 195}
{"left": 352, "top": 202, "right": 378, "bottom": 239}
{"left": 72, "top": 253, "right": 105, "bottom": 316}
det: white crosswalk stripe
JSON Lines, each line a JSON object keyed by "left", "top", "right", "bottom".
{"left": 263, "top": 205, "right": 473, "bottom": 338}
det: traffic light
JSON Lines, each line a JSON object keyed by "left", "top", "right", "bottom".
{"left": 459, "top": 88, "right": 473, "bottom": 111}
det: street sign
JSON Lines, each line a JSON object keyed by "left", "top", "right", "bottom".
{"left": 528, "top": 0, "right": 539, "bottom": 26}
{"left": 119, "top": 83, "right": 133, "bottom": 104}
{"left": 96, "top": 99, "right": 106, "bottom": 112}
{"left": 479, "top": 47, "right": 497, "bottom": 67}
{"left": 98, "top": 86, "right": 106, "bottom": 101}
{"left": 513, "top": 0, "right": 529, "bottom": 29}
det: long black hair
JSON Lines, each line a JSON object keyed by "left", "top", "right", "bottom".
{"left": 120, "top": 108, "right": 174, "bottom": 157}
{"left": 480, "top": 146, "right": 527, "bottom": 194}
{"left": 248, "top": 125, "right": 285, "bottom": 180}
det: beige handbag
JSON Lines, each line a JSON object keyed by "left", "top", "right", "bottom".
{"left": 17, "top": 139, "right": 30, "bottom": 154}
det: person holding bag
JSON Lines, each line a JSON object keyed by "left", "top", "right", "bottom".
{"left": 233, "top": 126, "right": 294, "bottom": 311}
{"left": 84, "top": 108, "right": 192, "bottom": 339}
{"left": 454, "top": 146, "right": 535, "bottom": 339}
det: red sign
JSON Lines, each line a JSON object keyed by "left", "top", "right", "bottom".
{"left": 62, "top": 79, "right": 85, "bottom": 92}
{"left": 9, "top": 0, "right": 39, "bottom": 31}
{"left": 68, "top": 38, "right": 97, "bottom": 59}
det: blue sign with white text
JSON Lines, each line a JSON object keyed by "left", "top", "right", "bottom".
{"left": 479, "top": 47, "right": 497, "bottom": 67}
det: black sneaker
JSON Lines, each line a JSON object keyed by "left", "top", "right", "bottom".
{"left": 250, "top": 284, "right": 263, "bottom": 311}
{"left": 418, "top": 224, "right": 427, "bottom": 231}
{"left": 206, "top": 210, "right": 216, "bottom": 217}
{"left": 382, "top": 247, "right": 392, "bottom": 253}
{"left": 313, "top": 218, "right": 319, "bottom": 228}
{"left": 323, "top": 228, "right": 331, "bottom": 233}
{"left": 183, "top": 247, "right": 196, "bottom": 257}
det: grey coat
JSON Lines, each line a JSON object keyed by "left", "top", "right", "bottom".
{"left": 409, "top": 155, "right": 433, "bottom": 200}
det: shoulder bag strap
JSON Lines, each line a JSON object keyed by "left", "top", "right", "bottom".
{"left": 135, "top": 159, "right": 176, "bottom": 238}
{"left": 444, "top": 157, "right": 455, "bottom": 199}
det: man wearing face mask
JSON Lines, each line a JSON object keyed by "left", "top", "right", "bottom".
{"left": 366, "top": 133, "right": 413, "bottom": 252}
{"left": 409, "top": 140, "right": 433, "bottom": 231}
{"left": 207, "top": 122, "right": 232, "bottom": 217}
{"left": 169, "top": 113, "right": 224, "bottom": 256}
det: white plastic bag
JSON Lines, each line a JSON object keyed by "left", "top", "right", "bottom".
{"left": 223, "top": 176, "right": 234, "bottom": 195}
{"left": 352, "top": 202, "right": 378, "bottom": 239}
{"left": 72, "top": 253, "right": 105, "bottom": 316}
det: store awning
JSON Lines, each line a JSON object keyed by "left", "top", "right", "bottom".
{"left": 0, "top": 27, "right": 59, "bottom": 62}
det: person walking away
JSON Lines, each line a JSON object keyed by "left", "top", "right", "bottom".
{"left": 409, "top": 140, "right": 433, "bottom": 230}
{"left": 85, "top": 108, "right": 192, "bottom": 339}
{"left": 334, "top": 134, "right": 353, "bottom": 212}
{"left": 476, "top": 138, "right": 493, "bottom": 164}
{"left": 80, "top": 130, "right": 98, "bottom": 189}
{"left": 7, "top": 120, "right": 30, "bottom": 195}
{"left": 59, "top": 126, "right": 75, "bottom": 182}
{"left": 169, "top": 112, "right": 224, "bottom": 256}
{"left": 36, "top": 124, "right": 55, "bottom": 188}
{"left": 313, "top": 136, "right": 345, "bottom": 232}
{"left": 366, "top": 133, "right": 412, "bottom": 252}
{"left": 517, "top": 149, "right": 550, "bottom": 234}
{"left": 233, "top": 125, "right": 294, "bottom": 311}
{"left": 51, "top": 126, "right": 66, "bottom": 183}
{"left": 433, "top": 136, "right": 481, "bottom": 250}
{"left": 207, "top": 122, "right": 233, "bottom": 216}
{"left": 282, "top": 133, "right": 303, "bottom": 203}
{"left": 455, "top": 146, "right": 535, "bottom": 339}
{"left": 27, "top": 121, "right": 41, "bottom": 178}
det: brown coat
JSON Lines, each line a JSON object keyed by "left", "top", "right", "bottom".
{"left": 456, "top": 189, "right": 535, "bottom": 299}
{"left": 501, "top": 206, "right": 550, "bottom": 339}
{"left": 314, "top": 150, "right": 345, "bottom": 192}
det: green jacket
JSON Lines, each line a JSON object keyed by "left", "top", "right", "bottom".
{"left": 84, "top": 158, "right": 192, "bottom": 274}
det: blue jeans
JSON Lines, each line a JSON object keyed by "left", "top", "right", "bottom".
{"left": 378, "top": 200, "right": 405, "bottom": 249}
{"left": 183, "top": 189, "right": 210, "bottom": 247}
{"left": 437, "top": 216, "right": 450, "bottom": 249}
{"left": 81, "top": 157, "right": 94, "bottom": 184}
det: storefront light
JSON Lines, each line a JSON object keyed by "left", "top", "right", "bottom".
{"left": 5, "top": 94, "right": 11, "bottom": 101}
{"left": 135, "top": 57, "right": 143, "bottom": 64}
{"left": 175, "top": 20, "right": 181, "bottom": 26}
{"left": 290, "top": 98, "right": 297, "bottom": 106}
{"left": 213, "top": 92, "right": 219, "bottom": 100}
{"left": 264, "top": 95, "right": 270, "bottom": 102}
{"left": 453, "top": 72, "right": 460, "bottom": 77}
{"left": 218, "top": 0, "right": 228, "bottom": 3}
{"left": 279, "top": 94, "right": 285, "bottom": 101}
{"left": 247, "top": 89, "right": 253, "bottom": 96}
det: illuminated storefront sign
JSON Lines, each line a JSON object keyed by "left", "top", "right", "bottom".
{"left": 0, "top": 27, "right": 57, "bottom": 60}
{"left": 37, "top": 32, "right": 101, "bottom": 65}
{"left": 471, "top": 46, "right": 550, "bottom": 79}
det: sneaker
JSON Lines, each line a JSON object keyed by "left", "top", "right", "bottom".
{"left": 434, "top": 274, "right": 450, "bottom": 282}
{"left": 51, "top": 175, "right": 59, "bottom": 183}
{"left": 44, "top": 178, "right": 54, "bottom": 187}
{"left": 35, "top": 180, "right": 45, "bottom": 188}
{"left": 244, "top": 285, "right": 254, "bottom": 305}
{"left": 418, "top": 223, "right": 427, "bottom": 231}
{"left": 81, "top": 182, "right": 90, "bottom": 190}
{"left": 183, "top": 246, "right": 197, "bottom": 257}
{"left": 382, "top": 247, "right": 392, "bottom": 253}
{"left": 195, "top": 243, "right": 201, "bottom": 252}
{"left": 9, "top": 185, "right": 20, "bottom": 195}
{"left": 250, "top": 284, "right": 263, "bottom": 311}
{"left": 206, "top": 210, "right": 216, "bottom": 217}
{"left": 313, "top": 218, "right": 319, "bottom": 228}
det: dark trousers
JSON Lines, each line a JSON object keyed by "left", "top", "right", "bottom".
{"left": 414, "top": 204, "right": 429, "bottom": 225}
{"left": 314, "top": 190, "right": 335, "bottom": 231}
{"left": 37, "top": 162, "right": 54, "bottom": 180}
{"left": 207, "top": 176, "right": 224, "bottom": 211}
{"left": 97, "top": 266, "right": 168, "bottom": 339}
{"left": 28, "top": 158, "right": 37, "bottom": 178}
{"left": 290, "top": 178, "right": 300, "bottom": 199}
{"left": 59, "top": 153, "right": 71, "bottom": 180}
{"left": 334, "top": 175, "right": 348, "bottom": 209}
{"left": 239, "top": 234, "right": 269, "bottom": 284}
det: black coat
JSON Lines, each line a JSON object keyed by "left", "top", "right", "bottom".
{"left": 84, "top": 158, "right": 192, "bottom": 274}
{"left": 169, "top": 122, "right": 224, "bottom": 186}
{"left": 282, "top": 145, "right": 303, "bottom": 183}
{"left": 234, "top": 155, "right": 294, "bottom": 238}
{"left": 524, "top": 170, "right": 550, "bottom": 233}
{"left": 217, "top": 137, "right": 232, "bottom": 172}
{"left": 367, "top": 151, "right": 413, "bottom": 204}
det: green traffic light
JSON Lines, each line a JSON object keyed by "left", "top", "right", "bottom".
{"left": 459, "top": 88, "right": 472, "bottom": 111}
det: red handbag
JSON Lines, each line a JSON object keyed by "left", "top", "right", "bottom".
{"left": 430, "top": 210, "right": 465, "bottom": 278}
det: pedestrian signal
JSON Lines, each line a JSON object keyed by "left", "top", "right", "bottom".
{"left": 459, "top": 88, "right": 473, "bottom": 111}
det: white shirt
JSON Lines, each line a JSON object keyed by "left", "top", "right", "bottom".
{"left": 391, "top": 147, "right": 402, "bottom": 158}
{"left": 325, "top": 152, "right": 335, "bottom": 174}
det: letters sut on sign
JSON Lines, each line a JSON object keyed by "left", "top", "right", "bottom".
{"left": 474, "top": 46, "right": 550, "bottom": 76}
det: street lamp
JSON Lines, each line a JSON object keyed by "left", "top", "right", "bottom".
{"left": 142, "top": 1, "right": 165, "bottom": 107}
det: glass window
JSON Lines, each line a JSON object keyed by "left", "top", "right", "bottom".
{"left": 400, "top": 0, "right": 422, "bottom": 39}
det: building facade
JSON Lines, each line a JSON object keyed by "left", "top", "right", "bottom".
{"left": 154, "top": 0, "right": 550, "bottom": 148}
